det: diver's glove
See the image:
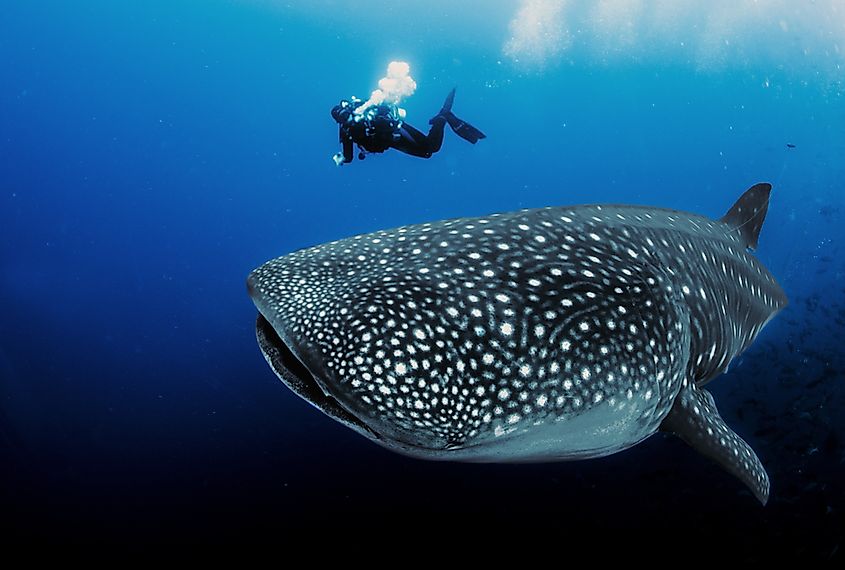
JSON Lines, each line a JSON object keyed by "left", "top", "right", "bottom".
{"left": 332, "top": 152, "right": 345, "bottom": 166}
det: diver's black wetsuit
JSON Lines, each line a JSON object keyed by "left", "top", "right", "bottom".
{"left": 331, "top": 88, "right": 484, "bottom": 164}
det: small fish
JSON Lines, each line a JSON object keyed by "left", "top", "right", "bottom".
{"left": 819, "top": 205, "right": 839, "bottom": 218}
{"left": 248, "top": 183, "right": 787, "bottom": 504}
{"left": 786, "top": 143, "right": 796, "bottom": 148}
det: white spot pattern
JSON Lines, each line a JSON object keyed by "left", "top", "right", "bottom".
{"left": 248, "top": 198, "right": 786, "bottom": 468}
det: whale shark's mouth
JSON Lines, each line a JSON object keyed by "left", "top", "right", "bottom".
{"left": 254, "top": 314, "right": 379, "bottom": 440}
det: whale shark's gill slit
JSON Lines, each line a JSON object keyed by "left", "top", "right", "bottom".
{"left": 254, "top": 315, "right": 379, "bottom": 439}
{"left": 628, "top": 266, "right": 668, "bottom": 407}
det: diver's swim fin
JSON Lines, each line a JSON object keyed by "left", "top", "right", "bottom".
{"left": 429, "top": 87, "right": 486, "bottom": 144}
{"left": 440, "top": 88, "right": 456, "bottom": 115}
{"left": 430, "top": 88, "right": 456, "bottom": 125}
{"left": 444, "top": 113, "right": 486, "bottom": 144}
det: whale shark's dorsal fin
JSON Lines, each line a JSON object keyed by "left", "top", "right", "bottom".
{"left": 661, "top": 382, "right": 770, "bottom": 504}
{"left": 720, "top": 182, "right": 772, "bottom": 251}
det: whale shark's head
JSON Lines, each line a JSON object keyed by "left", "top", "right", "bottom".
{"left": 247, "top": 241, "right": 491, "bottom": 457}
{"left": 247, "top": 249, "right": 462, "bottom": 456}
{"left": 246, "top": 209, "right": 690, "bottom": 461}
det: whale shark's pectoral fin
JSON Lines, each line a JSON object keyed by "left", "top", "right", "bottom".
{"left": 660, "top": 382, "right": 770, "bottom": 505}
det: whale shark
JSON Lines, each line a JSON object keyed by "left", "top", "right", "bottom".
{"left": 247, "top": 183, "right": 787, "bottom": 504}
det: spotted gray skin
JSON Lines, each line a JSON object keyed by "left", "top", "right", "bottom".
{"left": 247, "top": 183, "right": 787, "bottom": 504}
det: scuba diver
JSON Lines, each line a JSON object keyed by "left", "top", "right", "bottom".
{"left": 330, "top": 88, "right": 485, "bottom": 166}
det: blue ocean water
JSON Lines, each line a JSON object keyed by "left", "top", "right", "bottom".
{"left": 1, "top": 0, "right": 843, "bottom": 555}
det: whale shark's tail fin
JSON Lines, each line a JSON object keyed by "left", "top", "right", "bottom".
{"left": 720, "top": 182, "right": 772, "bottom": 251}
{"left": 661, "top": 382, "right": 770, "bottom": 505}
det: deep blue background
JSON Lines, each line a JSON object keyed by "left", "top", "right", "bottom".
{"left": 1, "top": 1, "right": 843, "bottom": 555}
